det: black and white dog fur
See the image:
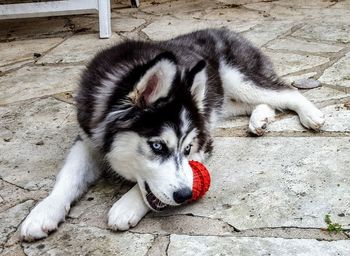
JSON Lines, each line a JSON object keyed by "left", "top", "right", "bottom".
{"left": 21, "top": 28, "right": 325, "bottom": 241}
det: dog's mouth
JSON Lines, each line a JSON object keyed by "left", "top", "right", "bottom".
{"left": 144, "top": 182, "right": 169, "bottom": 211}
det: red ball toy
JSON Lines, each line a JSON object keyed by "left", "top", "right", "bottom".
{"left": 189, "top": 160, "right": 211, "bottom": 201}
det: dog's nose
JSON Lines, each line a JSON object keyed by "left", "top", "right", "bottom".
{"left": 173, "top": 188, "right": 192, "bottom": 204}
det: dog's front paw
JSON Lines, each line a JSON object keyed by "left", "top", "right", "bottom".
{"left": 299, "top": 106, "right": 325, "bottom": 131}
{"left": 108, "top": 205, "right": 142, "bottom": 231}
{"left": 20, "top": 197, "right": 67, "bottom": 242}
{"left": 108, "top": 186, "right": 150, "bottom": 231}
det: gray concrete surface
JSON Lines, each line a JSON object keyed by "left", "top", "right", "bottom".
{"left": 0, "top": 0, "right": 349, "bottom": 255}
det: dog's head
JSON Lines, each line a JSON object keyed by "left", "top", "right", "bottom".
{"left": 98, "top": 52, "right": 210, "bottom": 211}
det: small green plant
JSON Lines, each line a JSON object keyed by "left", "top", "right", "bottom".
{"left": 324, "top": 214, "right": 343, "bottom": 233}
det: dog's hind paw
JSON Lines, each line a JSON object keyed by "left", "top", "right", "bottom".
{"left": 20, "top": 197, "right": 67, "bottom": 242}
{"left": 299, "top": 106, "right": 325, "bottom": 131}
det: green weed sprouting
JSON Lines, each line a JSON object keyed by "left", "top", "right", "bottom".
{"left": 324, "top": 214, "right": 343, "bottom": 233}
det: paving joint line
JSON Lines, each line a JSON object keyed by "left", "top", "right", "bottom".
{"left": 0, "top": 177, "right": 31, "bottom": 192}
{"left": 261, "top": 22, "right": 304, "bottom": 48}
{"left": 3, "top": 200, "right": 36, "bottom": 252}
{"left": 214, "top": 131, "right": 350, "bottom": 138}
{"left": 165, "top": 234, "right": 170, "bottom": 256}
{"left": 0, "top": 92, "right": 75, "bottom": 107}
{"left": 145, "top": 234, "right": 164, "bottom": 256}
{"left": 51, "top": 94, "right": 76, "bottom": 106}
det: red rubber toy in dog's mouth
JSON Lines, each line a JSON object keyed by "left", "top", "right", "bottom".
{"left": 145, "top": 161, "right": 211, "bottom": 211}
{"left": 189, "top": 160, "right": 211, "bottom": 201}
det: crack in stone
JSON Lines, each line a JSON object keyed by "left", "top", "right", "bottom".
{"left": 165, "top": 235, "right": 170, "bottom": 256}
{"left": 142, "top": 213, "right": 349, "bottom": 241}
{"left": 51, "top": 94, "right": 75, "bottom": 106}
{"left": 182, "top": 213, "right": 241, "bottom": 232}
{"left": 0, "top": 177, "right": 31, "bottom": 192}
{"left": 215, "top": 129, "right": 350, "bottom": 138}
{"left": 0, "top": 91, "right": 78, "bottom": 107}
{"left": 289, "top": 46, "right": 350, "bottom": 80}
{"left": 34, "top": 61, "right": 86, "bottom": 67}
{"left": 149, "top": 212, "right": 240, "bottom": 233}
{"left": 0, "top": 60, "right": 33, "bottom": 77}
{"left": 265, "top": 47, "right": 339, "bottom": 58}
{"left": 321, "top": 83, "right": 350, "bottom": 94}
{"left": 33, "top": 35, "right": 71, "bottom": 64}
{"left": 261, "top": 23, "right": 305, "bottom": 48}
{"left": 145, "top": 234, "right": 170, "bottom": 256}
{"left": 144, "top": 234, "right": 157, "bottom": 256}
{"left": 0, "top": 197, "right": 38, "bottom": 215}
{"left": 2, "top": 200, "right": 36, "bottom": 252}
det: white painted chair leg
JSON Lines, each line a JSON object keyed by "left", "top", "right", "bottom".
{"left": 98, "top": 0, "right": 111, "bottom": 39}
{"left": 131, "top": 0, "right": 140, "bottom": 8}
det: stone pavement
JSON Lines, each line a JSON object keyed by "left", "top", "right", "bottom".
{"left": 0, "top": 0, "right": 350, "bottom": 255}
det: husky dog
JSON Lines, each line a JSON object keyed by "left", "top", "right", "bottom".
{"left": 20, "top": 28, "right": 325, "bottom": 241}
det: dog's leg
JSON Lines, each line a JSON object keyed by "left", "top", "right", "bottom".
{"left": 108, "top": 185, "right": 150, "bottom": 231}
{"left": 222, "top": 99, "right": 254, "bottom": 118}
{"left": 249, "top": 104, "right": 275, "bottom": 136}
{"left": 220, "top": 64, "right": 325, "bottom": 130}
{"left": 251, "top": 89, "right": 324, "bottom": 130}
{"left": 20, "top": 137, "right": 101, "bottom": 241}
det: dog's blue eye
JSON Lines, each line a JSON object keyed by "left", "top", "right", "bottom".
{"left": 184, "top": 144, "right": 192, "bottom": 156}
{"left": 148, "top": 141, "right": 169, "bottom": 156}
{"left": 151, "top": 142, "right": 162, "bottom": 151}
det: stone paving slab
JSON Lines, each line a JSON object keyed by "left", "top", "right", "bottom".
{"left": 0, "top": 65, "right": 83, "bottom": 105}
{"left": 167, "top": 235, "right": 350, "bottom": 256}
{"left": 0, "top": 60, "right": 34, "bottom": 75}
{"left": 134, "top": 214, "right": 234, "bottom": 236}
{"left": 196, "top": 5, "right": 265, "bottom": 22}
{"left": 241, "top": 20, "right": 296, "bottom": 47}
{"left": 292, "top": 23, "right": 350, "bottom": 43}
{"left": 1, "top": 244, "right": 25, "bottom": 256}
{"left": 22, "top": 224, "right": 154, "bottom": 256}
{"left": 111, "top": 18, "right": 146, "bottom": 32}
{"left": 0, "top": 200, "right": 34, "bottom": 248}
{"left": 67, "top": 180, "right": 133, "bottom": 229}
{"left": 319, "top": 52, "right": 350, "bottom": 88}
{"left": 74, "top": 16, "right": 146, "bottom": 32}
{"left": 266, "top": 37, "right": 343, "bottom": 53}
{"left": 301, "top": 87, "right": 350, "bottom": 106}
{"left": 146, "top": 235, "right": 169, "bottom": 256}
{"left": 244, "top": 1, "right": 350, "bottom": 23}
{"left": 0, "top": 180, "right": 45, "bottom": 213}
{"left": 0, "top": 97, "right": 78, "bottom": 190}
{"left": 0, "top": 17, "right": 73, "bottom": 41}
{"left": 142, "top": 17, "right": 233, "bottom": 41}
{"left": 140, "top": 0, "right": 219, "bottom": 19}
{"left": 265, "top": 51, "right": 329, "bottom": 76}
{"left": 157, "top": 137, "right": 350, "bottom": 230}
{"left": 37, "top": 33, "right": 121, "bottom": 64}
{"left": 0, "top": 37, "right": 64, "bottom": 67}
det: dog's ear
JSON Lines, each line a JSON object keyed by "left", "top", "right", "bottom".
{"left": 188, "top": 60, "right": 207, "bottom": 112}
{"left": 130, "top": 52, "right": 177, "bottom": 108}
